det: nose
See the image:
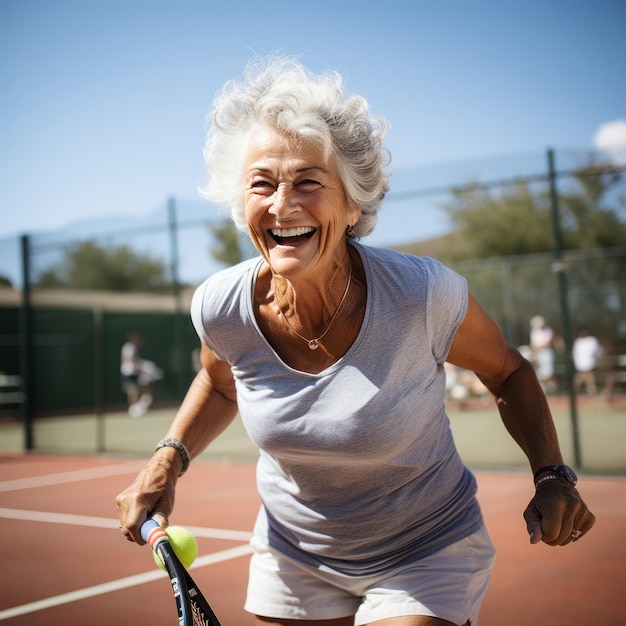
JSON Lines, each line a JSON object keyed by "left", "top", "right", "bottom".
{"left": 270, "top": 182, "right": 297, "bottom": 216}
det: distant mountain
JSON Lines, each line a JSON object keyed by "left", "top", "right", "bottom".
{"left": 0, "top": 198, "right": 231, "bottom": 289}
{"left": 8, "top": 151, "right": 539, "bottom": 289}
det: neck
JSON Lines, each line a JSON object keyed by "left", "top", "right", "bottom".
{"left": 272, "top": 257, "right": 353, "bottom": 344}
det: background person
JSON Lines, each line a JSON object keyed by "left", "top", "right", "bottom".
{"left": 573, "top": 327, "right": 603, "bottom": 395}
{"left": 116, "top": 56, "right": 595, "bottom": 626}
{"left": 120, "top": 332, "right": 163, "bottom": 417}
{"left": 529, "top": 315, "right": 557, "bottom": 392}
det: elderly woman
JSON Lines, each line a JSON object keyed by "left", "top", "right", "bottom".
{"left": 116, "top": 57, "right": 595, "bottom": 626}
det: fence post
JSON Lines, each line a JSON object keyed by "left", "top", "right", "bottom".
{"left": 19, "top": 234, "right": 34, "bottom": 451}
{"left": 547, "top": 148, "right": 582, "bottom": 468}
{"left": 93, "top": 306, "right": 106, "bottom": 453}
{"left": 168, "top": 197, "right": 186, "bottom": 398}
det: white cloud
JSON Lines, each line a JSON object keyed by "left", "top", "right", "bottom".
{"left": 593, "top": 119, "right": 626, "bottom": 165}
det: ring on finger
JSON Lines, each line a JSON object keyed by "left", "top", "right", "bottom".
{"left": 570, "top": 529, "right": 582, "bottom": 540}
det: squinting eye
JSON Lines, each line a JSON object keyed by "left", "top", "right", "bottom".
{"left": 251, "top": 180, "right": 275, "bottom": 194}
{"left": 296, "top": 180, "right": 321, "bottom": 192}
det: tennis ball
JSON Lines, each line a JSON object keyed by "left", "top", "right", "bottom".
{"left": 152, "top": 525, "right": 198, "bottom": 571}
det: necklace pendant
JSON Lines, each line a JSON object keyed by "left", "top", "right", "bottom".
{"left": 308, "top": 339, "right": 319, "bottom": 350}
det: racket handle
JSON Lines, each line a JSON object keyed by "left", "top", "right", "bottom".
{"left": 141, "top": 518, "right": 168, "bottom": 549}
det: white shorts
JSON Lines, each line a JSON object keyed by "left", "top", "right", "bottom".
{"left": 245, "top": 526, "right": 496, "bottom": 625}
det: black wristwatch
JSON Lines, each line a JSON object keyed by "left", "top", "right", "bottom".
{"left": 534, "top": 464, "right": 578, "bottom": 488}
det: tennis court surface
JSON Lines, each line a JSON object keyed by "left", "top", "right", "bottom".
{"left": 0, "top": 453, "right": 624, "bottom": 625}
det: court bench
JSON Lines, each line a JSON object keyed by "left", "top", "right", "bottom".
{"left": 0, "top": 374, "right": 24, "bottom": 406}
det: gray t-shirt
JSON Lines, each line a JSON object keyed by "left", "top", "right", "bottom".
{"left": 191, "top": 243, "right": 483, "bottom": 576}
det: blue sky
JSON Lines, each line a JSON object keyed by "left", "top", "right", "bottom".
{"left": 1, "top": 0, "right": 625, "bottom": 251}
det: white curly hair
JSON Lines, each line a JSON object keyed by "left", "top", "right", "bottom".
{"left": 200, "top": 55, "right": 391, "bottom": 239}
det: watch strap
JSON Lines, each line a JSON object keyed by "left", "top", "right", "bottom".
{"left": 533, "top": 465, "right": 561, "bottom": 483}
{"left": 535, "top": 474, "right": 560, "bottom": 489}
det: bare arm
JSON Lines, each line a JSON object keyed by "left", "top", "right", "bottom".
{"left": 162, "top": 343, "right": 239, "bottom": 460}
{"left": 116, "top": 343, "right": 238, "bottom": 543}
{"left": 447, "top": 293, "right": 595, "bottom": 545}
{"left": 447, "top": 293, "right": 563, "bottom": 472}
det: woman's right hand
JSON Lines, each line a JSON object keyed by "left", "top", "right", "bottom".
{"left": 115, "top": 450, "right": 179, "bottom": 544}
{"left": 116, "top": 343, "right": 239, "bottom": 545}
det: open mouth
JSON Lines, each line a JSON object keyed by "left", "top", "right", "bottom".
{"left": 269, "top": 227, "right": 316, "bottom": 244}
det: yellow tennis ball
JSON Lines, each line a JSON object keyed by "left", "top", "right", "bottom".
{"left": 153, "top": 525, "right": 198, "bottom": 571}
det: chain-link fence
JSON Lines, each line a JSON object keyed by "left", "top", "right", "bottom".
{"left": 1, "top": 148, "right": 624, "bottom": 471}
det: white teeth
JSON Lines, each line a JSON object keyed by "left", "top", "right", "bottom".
{"left": 270, "top": 227, "right": 314, "bottom": 238}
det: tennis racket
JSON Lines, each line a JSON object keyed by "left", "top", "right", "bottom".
{"left": 141, "top": 518, "right": 223, "bottom": 626}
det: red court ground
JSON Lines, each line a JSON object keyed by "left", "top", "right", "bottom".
{"left": 0, "top": 453, "right": 623, "bottom": 625}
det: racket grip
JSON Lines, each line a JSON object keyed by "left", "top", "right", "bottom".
{"left": 141, "top": 518, "right": 167, "bottom": 548}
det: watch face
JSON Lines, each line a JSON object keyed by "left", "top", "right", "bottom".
{"left": 556, "top": 465, "right": 578, "bottom": 485}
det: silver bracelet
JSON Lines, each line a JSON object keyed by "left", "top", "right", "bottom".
{"left": 154, "top": 438, "right": 190, "bottom": 476}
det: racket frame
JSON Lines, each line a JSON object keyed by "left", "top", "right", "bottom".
{"left": 141, "top": 518, "right": 222, "bottom": 626}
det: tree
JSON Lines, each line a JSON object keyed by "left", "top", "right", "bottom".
{"left": 394, "top": 163, "right": 626, "bottom": 346}
{"left": 36, "top": 240, "right": 171, "bottom": 292}
{"left": 559, "top": 163, "right": 626, "bottom": 249}
{"left": 436, "top": 168, "right": 625, "bottom": 264}
{"left": 440, "top": 181, "right": 556, "bottom": 261}
{"left": 209, "top": 220, "right": 244, "bottom": 267}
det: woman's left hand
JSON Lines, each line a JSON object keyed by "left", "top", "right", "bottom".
{"left": 524, "top": 481, "right": 596, "bottom": 546}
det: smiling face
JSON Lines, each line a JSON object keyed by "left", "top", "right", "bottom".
{"left": 244, "top": 128, "right": 360, "bottom": 280}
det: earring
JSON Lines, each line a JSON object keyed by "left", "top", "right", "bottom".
{"left": 346, "top": 224, "right": 355, "bottom": 238}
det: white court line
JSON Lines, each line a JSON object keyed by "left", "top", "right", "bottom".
{"left": 0, "top": 507, "right": 253, "bottom": 541}
{"left": 0, "top": 463, "right": 255, "bottom": 619}
{"left": 0, "top": 543, "right": 253, "bottom": 620}
{"left": 0, "top": 461, "right": 147, "bottom": 492}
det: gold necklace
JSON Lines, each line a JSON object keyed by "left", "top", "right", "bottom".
{"left": 278, "top": 267, "right": 352, "bottom": 350}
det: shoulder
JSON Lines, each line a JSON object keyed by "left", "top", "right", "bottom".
{"left": 193, "top": 257, "right": 260, "bottom": 302}
{"left": 356, "top": 242, "right": 449, "bottom": 269}
{"left": 190, "top": 257, "right": 263, "bottom": 355}
{"left": 191, "top": 257, "right": 262, "bottom": 326}
{"left": 199, "top": 256, "right": 261, "bottom": 287}
{"left": 355, "top": 243, "right": 464, "bottom": 288}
